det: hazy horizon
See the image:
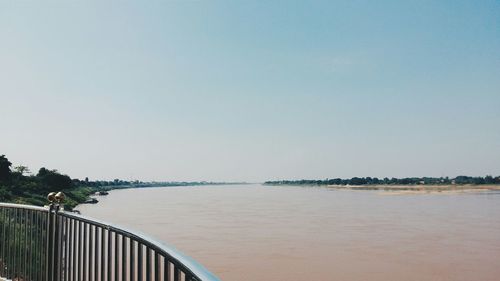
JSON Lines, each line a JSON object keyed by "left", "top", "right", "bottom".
{"left": 1, "top": 1, "right": 499, "bottom": 182}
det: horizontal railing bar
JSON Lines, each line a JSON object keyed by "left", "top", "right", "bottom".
{"left": 0, "top": 202, "right": 48, "bottom": 212}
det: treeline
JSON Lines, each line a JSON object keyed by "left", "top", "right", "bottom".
{"left": 265, "top": 175, "right": 500, "bottom": 186}
{"left": 74, "top": 178, "right": 231, "bottom": 188}
{"left": 0, "top": 154, "right": 223, "bottom": 210}
{"left": 0, "top": 154, "right": 119, "bottom": 209}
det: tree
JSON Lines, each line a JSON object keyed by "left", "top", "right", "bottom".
{"left": 350, "top": 177, "right": 367, "bottom": 185}
{"left": 485, "top": 175, "right": 494, "bottom": 184}
{"left": 37, "top": 167, "right": 73, "bottom": 190}
{"left": 14, "top": 165, "right": 31, "bottom": 175}
{"left": 37, "top": 167, "right": 51, "bottom": 177}
{"left": 0, "top": 155, "right": 12, "bottom": 182}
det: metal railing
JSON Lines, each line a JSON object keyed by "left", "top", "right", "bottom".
{"left": 0, "top": 193, "right": 220, "bottom": 281}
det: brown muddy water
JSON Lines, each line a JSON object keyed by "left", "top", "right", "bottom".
{"left": 76, "top": 184, "right": 500, "bottom": 281}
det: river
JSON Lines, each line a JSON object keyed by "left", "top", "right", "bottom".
{"left": 75, "top": 184, "right": 500, "bottom": 281}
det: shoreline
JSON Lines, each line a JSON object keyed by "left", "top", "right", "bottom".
{"left": 324, "top": 184, "right": 500, "bottom": 194}
{"left": 74, "top": 182, "right": 250, "bottom": 210}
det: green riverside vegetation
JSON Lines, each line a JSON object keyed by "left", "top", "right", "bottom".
{"left": 265, "top": 176, "right": 500, "bottom": 186}
{"left": 0, "top": 154, "right": 231, "bottom": 210}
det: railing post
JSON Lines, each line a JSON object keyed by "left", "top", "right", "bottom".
{"left": 45, "top": 192, "right": 65, "bottom": 281}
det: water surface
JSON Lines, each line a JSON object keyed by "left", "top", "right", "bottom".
{"left": 76, "top": 184, "right": 500, "bottom": 281}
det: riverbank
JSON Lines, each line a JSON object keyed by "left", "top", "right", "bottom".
{"left": 70, "top": 182, "right": 252, "bottom": 210}
{"left": 14, "top": 182, "right": 244, "bottom": 210}
{"left": 325, "top": 184, "right": 500, "bottom": 194}
{"left": 6, "top": 185, "right": 117, "bottom": 210}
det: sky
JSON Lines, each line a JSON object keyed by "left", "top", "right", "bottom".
{"left": 1, "top": 0, "right": 499, "bottom": 182}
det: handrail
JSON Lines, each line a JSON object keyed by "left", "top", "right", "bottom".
{"left": 0, "top": 201, "right": 221, "bottom": 281}
{"left": 0, "top": 202, "right": 47, "bottom": 211}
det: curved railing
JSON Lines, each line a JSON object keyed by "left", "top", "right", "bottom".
{"left": 0, "top": 201, "right": 220, "bottom": 281}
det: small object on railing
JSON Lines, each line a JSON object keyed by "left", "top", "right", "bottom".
{"left": 47, "top": 192, "right": 57, "bottom": 203}
{"left": 55, "top": 191, "right": 65, "bottom": 203}
{"left": 47, "top": 191, "right": 66, "bottom": 212}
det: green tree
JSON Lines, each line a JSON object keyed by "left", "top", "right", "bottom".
{"left": 13, "top": 165, "right": 31, "bottom": 175}
{"left": 37, "top": 167, "right": 73, "bottom": 190}
{"left": 0, "top": 154, "right": 12, "bottom": 182}
{"left": 485, "top": 175, "right": 494, "bottom": 184}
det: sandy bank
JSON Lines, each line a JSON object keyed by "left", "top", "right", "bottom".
{"left": 326, "top": 184, "right": 500, "bottom": 195}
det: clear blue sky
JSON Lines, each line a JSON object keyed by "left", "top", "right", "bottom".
{"left": 1, "top": 0, "right": 499, "bottom": 182}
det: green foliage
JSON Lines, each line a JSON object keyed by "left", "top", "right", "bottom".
{"left": 37, "top": 167, "right": 73, "bottom": 190}
{"left": 13, "top": 165, "right": 31, "bottom": 175}
{"left": 266, "top": 175, "right": 500, "bottom": 186}
{"left": 0, "top": 154, "right": 100, "bottom": 210}
{"left": 0, "top": 154, "right": 12, "bottom": 182}
{"left": 0, "top": 185, "right": 12, "bottom": 201}
{"left": 0, "top": 154, "right": 182, "bottom": 210}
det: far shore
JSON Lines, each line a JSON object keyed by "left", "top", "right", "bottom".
{"left": 325, "top": 184, "right": 500, "bottom": 195}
